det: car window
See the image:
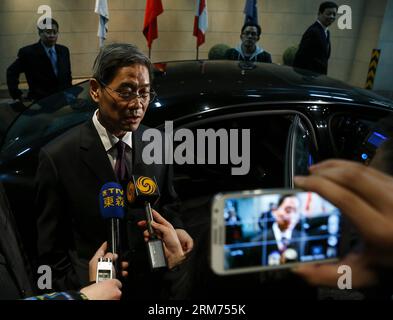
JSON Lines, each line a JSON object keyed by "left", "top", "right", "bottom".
{"left": 0, "top": 82, "right": 96, "bottom": 162}
{"left": 173, "top": 113, "right": 314, "bottom": 200}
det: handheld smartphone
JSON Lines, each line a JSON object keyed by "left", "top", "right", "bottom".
{"left": 211, "top": 189, "right": 341, "bottom": 275}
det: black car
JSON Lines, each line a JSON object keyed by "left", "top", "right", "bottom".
{"left": 1, "top": 60, "right": 393, "bottom": 298}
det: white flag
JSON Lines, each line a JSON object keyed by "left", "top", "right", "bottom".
{"left": 95, "top": 0, "right": 109, "bottom": 47}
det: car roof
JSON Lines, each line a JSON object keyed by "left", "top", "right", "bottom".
{"left": 1, "top": 60, "right": 392, "bottom": 164}
{"left": 152, "top": 60, "right": 393, "bottom": 111}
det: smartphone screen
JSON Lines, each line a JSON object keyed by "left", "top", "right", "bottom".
{"left": 220, "top": 191, "right": 340, "bottom": 271}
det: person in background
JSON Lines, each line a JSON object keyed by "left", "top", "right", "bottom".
{"left": 6, "top": 18, "right": 72, "bottom": 102}
{"left": 226, "top": 22, "right": 272, "bottom": 63}
{"left": 293, "top": 2, "right": 338, "bottom": 75}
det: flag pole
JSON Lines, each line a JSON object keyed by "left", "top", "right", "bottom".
{"left": 196, "top": 44, "right": 199, "bottom": 60}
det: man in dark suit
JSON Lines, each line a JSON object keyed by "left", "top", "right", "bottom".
{"left": 226, "top": 22, "right": 272, "bottom": 63}
{"left": 6, "top": 18, "right": 72, "bottom": 102}
{"left": 293, "top": 2, "right": 338, "bottom": 75}
{"left": 253, "top": 194, "right": 304, "bottom": 266}
{"left": 35, "top": 43, "right": 193, "bottom": 298}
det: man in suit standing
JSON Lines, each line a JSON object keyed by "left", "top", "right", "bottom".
{"left": 35, "top": 43, "right": 193, "bottom": 299}
{"left": 6, "top": 18, "right": 72, "bottom": 102}
{"left": 293, "top": 2, "right": 338, "bottom": 75}
{"left": 226, "top": 22, "right": 272, "bottom": 63}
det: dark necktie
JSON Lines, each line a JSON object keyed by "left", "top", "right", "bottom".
{"left": 114, "top": 140, "right": 128, "bottom": 182}
{"left": 281, "top": 237, "right": 290, "bottom": 252}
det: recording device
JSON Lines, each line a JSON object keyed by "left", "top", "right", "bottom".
{"left": 126, "top": 175, "right": 167, "bottom": 270}
{"left": 211, "top": 189, "right": 341, "bottom": 275}
{"left": 96, "top": 257, "right": 113, "bottom": 282}
{"left": 98, "top": 182, "right": 125, "bottom": 277}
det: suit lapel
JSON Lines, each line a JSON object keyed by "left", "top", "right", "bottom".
{"left": 80, "top": 122, "right": 155, "bottom": 182}
{"left": 326, "top": 30, "right": 331, "bottom": 58}
{"left": 314, "top": 22, "right": 329, "bottom": 56}
{"left": 35, "top": 41, "right": 57, "bottom": 79}
{"left": 80, "top": 120, "right": 117, "bottom": 183}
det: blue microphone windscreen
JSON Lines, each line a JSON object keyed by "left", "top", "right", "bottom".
{"left": 99, "top": 182, "right": 125, "bottom": 219}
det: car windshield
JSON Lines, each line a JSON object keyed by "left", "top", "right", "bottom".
{"left": 0, "top": 81, "right": 96, "bottom": 163}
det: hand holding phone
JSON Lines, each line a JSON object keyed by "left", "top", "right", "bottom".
{"left": 211, "top": 189, "right": 341, "bottom": 275}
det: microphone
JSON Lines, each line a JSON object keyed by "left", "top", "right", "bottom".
{"left": 98, "top": 182, "right": 125, "bottom": 277}
{"left": 126, "top": 175, "right": 167, "bottom": 270}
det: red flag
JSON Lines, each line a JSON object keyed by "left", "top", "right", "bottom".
{"left": 143, "top": 0, "right": 163, "bottom": 48}
{"left": 193, "top": 0, "right": 208, "bottom": 47}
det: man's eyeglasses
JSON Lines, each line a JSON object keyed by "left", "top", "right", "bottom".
{"left": 242, "top": 31, "right": 258, "bottom": 37}
{"left": 99, "top": 80, "right": 157, "bottom": 103}
{"left": 42, "top": 29, "right": 58, "bottom": 36}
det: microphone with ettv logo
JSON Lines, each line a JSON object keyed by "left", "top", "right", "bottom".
{"left": 98, "top": 182, "right": 125, "bottom": 278}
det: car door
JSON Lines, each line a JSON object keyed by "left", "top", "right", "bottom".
{"left": 169, "top": 109, "right": 319, "bottom": 299}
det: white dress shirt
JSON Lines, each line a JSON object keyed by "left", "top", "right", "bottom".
{"left": 92, "top": 109, "right": 133, "bottom": 173}
{"left": 316, "top": 20, "right": 329, "bottom": 38}
{"left": 272, "top": 223, "right": 293, "bottom": 252}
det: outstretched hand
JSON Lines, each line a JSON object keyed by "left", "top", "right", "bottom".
{"left": 88, "top": 241, "right": 129, "bottom": 282}
{"left": 293, "top": 159, "right": 393, "bottom": 287}
{"left": 137, "top": 210, "right": 186, "bottom": 269}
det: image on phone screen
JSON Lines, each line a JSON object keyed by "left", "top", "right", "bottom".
{"left": 223, "top": 192, "right": 341, "bottom": 270}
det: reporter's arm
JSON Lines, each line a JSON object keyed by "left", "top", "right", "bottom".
{"left": 24, "top": 280, "right": 122, "bottom": 300}
{"left": 6, "top": 50, "right": 24, "bottom": 100}
{"left": 88, "top": 242, "right": 128, "bottom": 281}
{"left": 79, "top": 279, "right": 122, "bottom": 300}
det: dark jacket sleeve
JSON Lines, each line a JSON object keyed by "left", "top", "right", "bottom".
{"left": 0, "top": 183, "right": 36, "bottom": 299}
{"left": 6, "top": 49, "right": 24, "bottom": 100}
{"left": 24, "top": 290, "right": 88, "bottom": 300}
{"left": 64, "top": 46, "right": 72, "bottom": 88}
{"left": 35, "top": 149, "right": 81, "bottom": 291}
{"left": 294, "top": 26, "right": 327, "bottom": 74}
{"left": 294, "top": 30, "right": 312, "bottom": 69}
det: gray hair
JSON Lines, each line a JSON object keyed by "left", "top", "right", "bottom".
{"left": 92, "top": 43, "right": 152, "bottom": 85}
